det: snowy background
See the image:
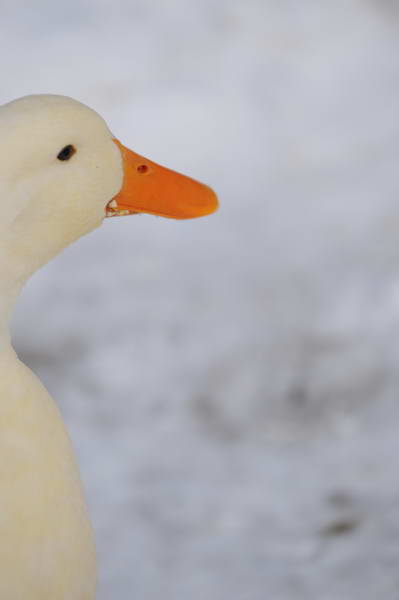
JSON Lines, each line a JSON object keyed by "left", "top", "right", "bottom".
{"left": 2, "top": 0, "right": 399, "bottom": 598}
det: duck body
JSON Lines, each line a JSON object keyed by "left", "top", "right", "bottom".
{"left": 0, "top": 349, "right": 95, "bottom": 600}
{"left": 0, "top": 94, "right": 217, "bottom": 599}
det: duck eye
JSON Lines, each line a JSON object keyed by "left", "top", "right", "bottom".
{"left": 57, "top": 144, "right": 76, "bottom": 161}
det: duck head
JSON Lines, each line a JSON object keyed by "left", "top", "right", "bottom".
{"left": 0, "top": 94, "right": 218, "bottom": 282}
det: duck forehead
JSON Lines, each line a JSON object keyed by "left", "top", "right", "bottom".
{"left": 0, "top": 94, "right": 110, "bottom": 132}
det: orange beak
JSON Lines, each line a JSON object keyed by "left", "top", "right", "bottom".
{"left": 106, "top": 139, "right": 218, "bottom": 219}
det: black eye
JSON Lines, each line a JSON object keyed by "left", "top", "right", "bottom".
{"left": 57, "top": 144, "right": 76, "bottom": 161}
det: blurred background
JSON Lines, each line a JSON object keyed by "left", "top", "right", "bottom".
{"left": 2, "top": 0, "right": 399, "bottom": 598}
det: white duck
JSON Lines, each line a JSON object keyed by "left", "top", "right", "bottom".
{"left": 0, "top": 94, "right": 218, "bottom": 600}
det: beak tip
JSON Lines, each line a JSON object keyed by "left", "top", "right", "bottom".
{"left": 201, "top": 185, "right": 219, "bottom": 216}
{"left": 183, "top": 186, "right": 219, "bottom": 219}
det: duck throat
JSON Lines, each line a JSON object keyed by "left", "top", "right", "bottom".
{"left": 0, "top": 231, "right": 43, "bottom": 353}
{"left": 0, "top": 228, "right": 48, "bottom": 352}
{"left": 0, "top": 274, "right": 23, "bottom": 352}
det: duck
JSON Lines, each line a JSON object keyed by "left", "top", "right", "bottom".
{"left": 0, "top": 94, "right": 218, "bottom": 600}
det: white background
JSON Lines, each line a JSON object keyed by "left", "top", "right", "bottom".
{"left": 3, "top": 1, "right": 399, "bottom": 598}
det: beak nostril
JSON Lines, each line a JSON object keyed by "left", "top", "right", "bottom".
{"left": 137, "top": 164, "right": 149, "bottom": 174}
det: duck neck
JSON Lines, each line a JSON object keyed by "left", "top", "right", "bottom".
{"left": 0, "top": 257, "right": 27, "bottom": 354}
{"left": 0, "top": 284, "right": 22, "bottom": 354}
